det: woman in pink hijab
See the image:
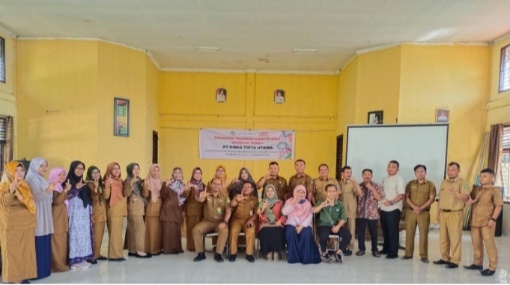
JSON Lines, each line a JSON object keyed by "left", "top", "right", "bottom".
{"left": 282, "top": 185, "right": 321, "bottom": 264}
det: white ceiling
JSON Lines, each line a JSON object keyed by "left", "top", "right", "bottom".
{"left": 0, "top": 0, "right": 509, "bottom": 72}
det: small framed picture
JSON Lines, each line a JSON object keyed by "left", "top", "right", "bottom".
{"left": 274, "top": 89, "right": 285, "bottom": 104}
{"left": 114, "top": 97, "right": 130, "bottom": 137}
{"left": 216, "top": 88, "right": 227, "bottom": 103}
{"left": 436, "top": 109, "right": 449, "bottom": 123}
{"left": 367, "top": 110, "right": 383, "bottom": 125}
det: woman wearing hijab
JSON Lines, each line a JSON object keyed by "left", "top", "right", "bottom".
{"left": 144, "top": 164, "right": 163, "bottom": 255}
{"left": 160, "top": 167, "right": 187, "bottom": 254}
{"left": 49, "top": 167, "right": 71, "bottom": 272}
{"left": 26, "top": 157, "right": 54, "bottom": 279}
{"left": 257, "top": 184, "right": 286, "bottom": 261}
{"left": 282, "top": 185, "right": 321, "bottom": 264}
{"left": 86, "top": 166, "right": 107, "bottom": 263}
{"left": 66, "top": 160, "right": 93, "bottom": 270}
{"left": 207, "top": 165, "right": 228, "bottom": 196}
{"left": 228, "top": 167, "right": 258, "bottom": 200}
{"left": 0, "top": 161, "right": 37, "bottom": 283}
{"left": 123, "top": 163, "right": 150, "bottom": 258}
{"left": 183, "top": 167, "right": 204, "bottom": 251}
{"left": 103, "top": 162, "right": 127, "bottom": 261}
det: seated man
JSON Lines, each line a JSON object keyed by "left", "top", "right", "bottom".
{"left": 313, "top": 184, "right": 352, "bottom": 263}
{"left": 192, "top": 178, "right": 231, "bottom": 263}
{"left": 228, "top": 181, "right": 259, "bottom": 262}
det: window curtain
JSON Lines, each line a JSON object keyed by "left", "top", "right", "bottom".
{"left": 487, "top": 123, "right": 503, "bottom": 180}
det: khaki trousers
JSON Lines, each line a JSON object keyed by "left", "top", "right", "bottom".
{"left": 93, "top": 221, "right": 105, "bottom": 259}
{"left": 439, "top": 211, "right": 463, "bottom": 265}
{"left": 192, "top": 220, "right": 228, "bottom": 254}
{"left": 229, "top": 218, "right": 255, "bottom": 255}
{"left": 107, "top": 216, "right": 125, "bottom": 259}
{"left": 471, "top": 226, "right": 498, "bottom": 270}
{"left": 126, "top": 215, "right": 146, "bottom": 253}
{"left": 346, "top": 217, "right": 356, "bottom": 250}
{"left": 405, "top": 209, "right": 430, "bottom": 258}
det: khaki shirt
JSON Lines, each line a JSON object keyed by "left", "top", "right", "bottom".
{"left": 340, "top": 179, "right": 357, "bottom": 218}
{"left": 232, "top": 196, "right": 259, "bottom": 221}
{"left": 203, "top": 192, "right": 230, "bottom": 223}
{"left": 438, "top": 177, "right": 470, "bottom": 211}
{"left": 287, "top": 173, "right": 314, "bottom": 199}
{"left": 258, "top": 176, "right": 287, "bottom": 201}
{"left": 313, "top": 177, "right": 340, "bottom": 204}
{"left": 406, "top": 180, "right": 436, "bottom": 209}
{"left": 470, "top": 186, "right": 503, "bottom": 227}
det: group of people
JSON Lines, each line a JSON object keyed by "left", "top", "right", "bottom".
{"left": 0, "top": 157, "right": 503, "bottom": 283}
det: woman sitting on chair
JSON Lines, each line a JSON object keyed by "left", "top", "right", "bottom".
{"left": 282, "top": 185, "right": 321, "bottom": 264}
{"left": 257, "top": 184, "right": 286, "bottom": 261}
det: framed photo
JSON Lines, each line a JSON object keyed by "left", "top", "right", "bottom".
{"left": 274, "top": 89, "right": 285, "bottom": 104}
{"left": 114, "top": 97, "right": 129, "bottom": 136}
{"left": 216, "top": 88, "right": 227, "bottom": 103}
{"left": 367, "top": 110, "right": 383, "bottom": 125}
{"left": 435, "top": 108, "right": 449, "bottom": 123}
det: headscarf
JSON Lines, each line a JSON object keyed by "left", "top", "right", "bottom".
{"left": 25, "top": 157, "right": 49, "bottom": 195}
{"left": 259, "top": 184, "right": 279, "bottom": 223}
{"left": 189, "top": 167, "right": 204, "bottom": 199}
{"left": 103, "top": 162, "right": 124, "bottom": 207}
{"left": 0, "top": 161, "right": 36, "bottom": 214}
{"left": 170, "top": 167, "right": 186, "bottom": 206}
{"left": 49, "top": 167, "right": 69, "bottom": 210}
{"left": 126, "top": 163, "right": 146, "bottom": 205}
{"left": 86, "top": 165, "right": 105, "bottom": 189}
{"left": 65, "top": 160, "right": 92, "bottom": 208}
{"left": 231, "top": 167, "right": 257, "bottom": 198}
{"left": 212, "top": 164, "right": 227, "bottom": 188}
{"left": 145, "top": 164, "right": 163, "bottom": 202}
{"left": 286, "top": 185, "right": 311, "bottom": 222}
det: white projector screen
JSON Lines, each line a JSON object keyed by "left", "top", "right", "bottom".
{"left": 346, "top": 124, "right": 448, "bottom": 191}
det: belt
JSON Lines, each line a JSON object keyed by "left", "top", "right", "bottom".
{"left": 441, "top": 209, "right": 463, "bottom": 212}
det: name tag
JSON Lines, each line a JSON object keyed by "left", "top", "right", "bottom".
{"left": 216, "top": 207, "right": 222, "bottom": 214}
{"left": 250, "top": 210, "right": 253, "bottom": 216}
{"left": 336, "top": 208, "right": 339, "bottom": 212}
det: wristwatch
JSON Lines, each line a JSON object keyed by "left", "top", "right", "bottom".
{"left": 390, "top": 200, "right": 394, "bottom": 205}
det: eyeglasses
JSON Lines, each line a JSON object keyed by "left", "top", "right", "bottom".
{"left": 212, "top": 183, "right": 222, "bottom": 186}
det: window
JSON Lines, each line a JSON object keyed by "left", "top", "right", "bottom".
{"left": 0, "top": 36, "right": 5, "bottom": 83}
{"left": 496, "top": 125, "right": 510, "bottom": 202}
{"left": 0, "top": 116, "right": 12, "bottom": 175}
{"left": 500, "top": 44, "right": 510, "bottom": 92}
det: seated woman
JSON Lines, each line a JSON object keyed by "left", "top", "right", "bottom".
{"left": 282, "top": 185, "right": 320, "bottom": 264}
{"left": 257, "top": 184, "right": 286, "bottom": 261}
{"left": 313, "top": 184, "right": 352, "bottom": 263}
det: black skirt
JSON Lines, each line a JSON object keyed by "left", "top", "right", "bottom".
{"left": 258, "top": 226, "right": 285, "bottom": 255}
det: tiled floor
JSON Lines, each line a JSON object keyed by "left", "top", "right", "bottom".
{"left": 33, "top": 228, "right": 509, "bottom": 284}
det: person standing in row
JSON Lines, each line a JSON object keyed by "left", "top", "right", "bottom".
{"left": 103, "top": 162, "right": 127, "bottom": 261}
{"left": 256, "top": 161, "right": 287, "bottom": 201}
{"left": 339, "top": 166, "right": 362, "bottom": 256}
{"left": 402, "top": 164, "right": 436, "bottom": 263}
{"left": 433, "top": 162, "right": 470, "bottom": 269}
{"left": 26, "top": 157, "right": 54, "bottom": 279}
{"left": 144, "top": 164, "right": 163, "bottom": 255}
{"left": 356, "top": 169, "right": 383, "bottom": 257}
{"left": 124, "top": 163, "right": 150, "bottom": 258}
{"left": 160, "top": 167, "right": 187, "bottom": 254}
{"left": 287, "top": 159, "right": 314, "bottom": 202}
{"left": 86, "top": 166, "right": 107, "bottom": 262}
{"left": 312, "top": 164, "right": 340, "bottom": 206}
{"left": 207, "top": 165, "right": 228, "bottom": 196}
{"left": 49, "top": 167, "right": 71, "bottom": 272}
{"left": 183, "top": 167, "right": 205, "bottom": 252}
{"left": 228, "top": 167, "right": 258, "bottom": 200}
{"left": 464, "top": 168, "right": 503, "bottom": 276}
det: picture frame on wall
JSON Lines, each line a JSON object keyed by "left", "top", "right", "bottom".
{"left": 216, "top": 88, "right": 227, "bottom": 103}
{"left": 114, "top": 97, "right": 130, "bottom": 137}
{"left": 367, "top": 110, "right": 383, "bottom": 125}
{"left": 274, "top": 89, "right": 285, "bottom": 104}
{"left": 435, "top": 108, "right": 449, "bottom": 123}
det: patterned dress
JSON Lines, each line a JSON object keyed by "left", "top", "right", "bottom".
{"left": 68, "top": 186, "right": 94, "bottom": 265}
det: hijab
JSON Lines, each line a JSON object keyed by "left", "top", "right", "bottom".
{"left": 145, "top": 164, "right": 163, "bottom": 202}
{"left": 170, "top": 167, "right": 186, "bottom": 206}
{"left": 103, "top": 162, "right": 124, "bottom": 207}
{"left": 65, "top": 160, "right": 92, "bottom": 207}
{"left": 259, "top": 184, "right": 280, "bottom": 223}
{"left": 126, "top": 162, "right": 146, "bottom": 205}
{"left": 0, "top": 161, "right": 36, "bottom": 214}
{"left": 189, "top": 167, "right": 204, "bottom": 199}
{"left": 286, "top": 185, "right": 311, "bottom": 222}
{"left": 231, "top": 167, "right": 257, "bottom": 198}
{"left": 49, "top": 167, "right": 69, "bottom": 210}
{"left": 212, "top": 164, "right": 227, "bottom": 188}
{"left": 86, "top": 165, "right": 105, "bottom": 189}
{"left": 25, "top": 157, "right": 49, "bottom": 195}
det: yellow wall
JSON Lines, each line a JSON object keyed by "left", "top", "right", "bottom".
{"left": 0, "top": 28, "right": 16, "bottom": 117}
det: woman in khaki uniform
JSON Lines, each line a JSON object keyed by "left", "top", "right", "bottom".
{"left": 49, "top": 167, "right": 71, "bottom": 272}
{"left": 86, "top": 165, "right": 107, "bottom": 262}
{"left": 206, "top": 165, "right": 228, "bottom": 196}
{"left": 103, "top": 162, "right": 127, "bottom": 261}
{"left": 144, "top": 164, "right": 163, "bottom": 255}
{"left": 160, "top": 167, "right": 187, "bottom": 254}
{"left": 0, "top": 161, "right": 37, "bottom": 283}
{"left": 183, "top": 167, "right": 204, "bottom": 251}
{"left": 123, "top": 163, "right": 150, "bottom": 258}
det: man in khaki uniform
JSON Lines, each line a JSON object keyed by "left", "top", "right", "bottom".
{"left": 228, "top": 181, "right": 259, "bottom": 262}
{"left": 339, "top": 166, "right": 362, "bottom": 256}
{"left": 433, "top": 162, "right": 470, "bottom": 269}
{"left": 192, "top": 178, "right": 231, "bottom": 263}
{"left": 312, "top": 164, "right": 341, "bottom": 206}
{"left": 287, "top": 159, "right": 314, "bottom": 202}
{"left": 463, "top": 168, "right": 503, "bottom": 277}
{"left": 401, "top": 164, "right": 436, "bottom": 263}
{"left": 256, "top": 161, "right": 287, "bottom": 201}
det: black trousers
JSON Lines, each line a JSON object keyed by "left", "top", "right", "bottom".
{"left": 317, "top": 225, "right": 351, "bottom": 253}
{"left": 380, "top": 209, "right": 401, "bottom": 256}
{"left": 356, "top": 218, "right": 378, "bottom": 252}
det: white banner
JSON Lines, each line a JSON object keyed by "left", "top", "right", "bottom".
{"left": 199, "top": 129, "right": 295, "bottom": 160}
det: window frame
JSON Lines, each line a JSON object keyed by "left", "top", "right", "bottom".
{"left": 499, "top": 44, "right": 510, "bottom": 93}
{"left": 0, "top": 36, "right": 5, "bottom": 83}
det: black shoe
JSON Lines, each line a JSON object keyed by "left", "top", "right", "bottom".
{"left": 445, "top": 263, "right": 458, "bottom": 269}
{"left": 109, "top": 257, "right": 126, "bottom": 262}
{"left": 463, "top": 264, "right": 483, "bottom": 270}
{"left": 344, "top": 249, "right": 353, "bottom": 256}
{"left": 386, "top": 254, "right": 398, "bottom": 259}
{"left": 97, "top": 256, "right": 108, "bottom": 261}
{"left": 372, "top": 251, "right": 381, "bottom": 258}
{"left": 87, "top": 259, "right": 98, "bottom": 264}
{"left": 229, "top": 254, "right": 237, "bottom": 262}
{"left": 21, "top": 280, "right": 30, "bottom": 284}
{"left": 433, "top": 259, "right": 448, "bottom": 265}
{"left": 246, "top": 255, "right": 255, "bottom": 263}
{"left": 421, "top": 258, "right": 429, "bottom": 263}
{"left": 128, "top": 252, "right": 137, "bottom": 257}
{"left": 356, "top": 250, "right": 365, "bottom": 256}
{"left": 481, "top": 269, "right": 495, "bottom": 276}
{"left": 401, "top": 255, "right": 412, "bottom": 260}
{"left": 214, "top": 253, "right": 224, "bottom": 263}
{"left": 379, "top": 250, "right": 389, "bottom": 255}
{"left": 193, "top": 252, "right": 206, "bottom": 262}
